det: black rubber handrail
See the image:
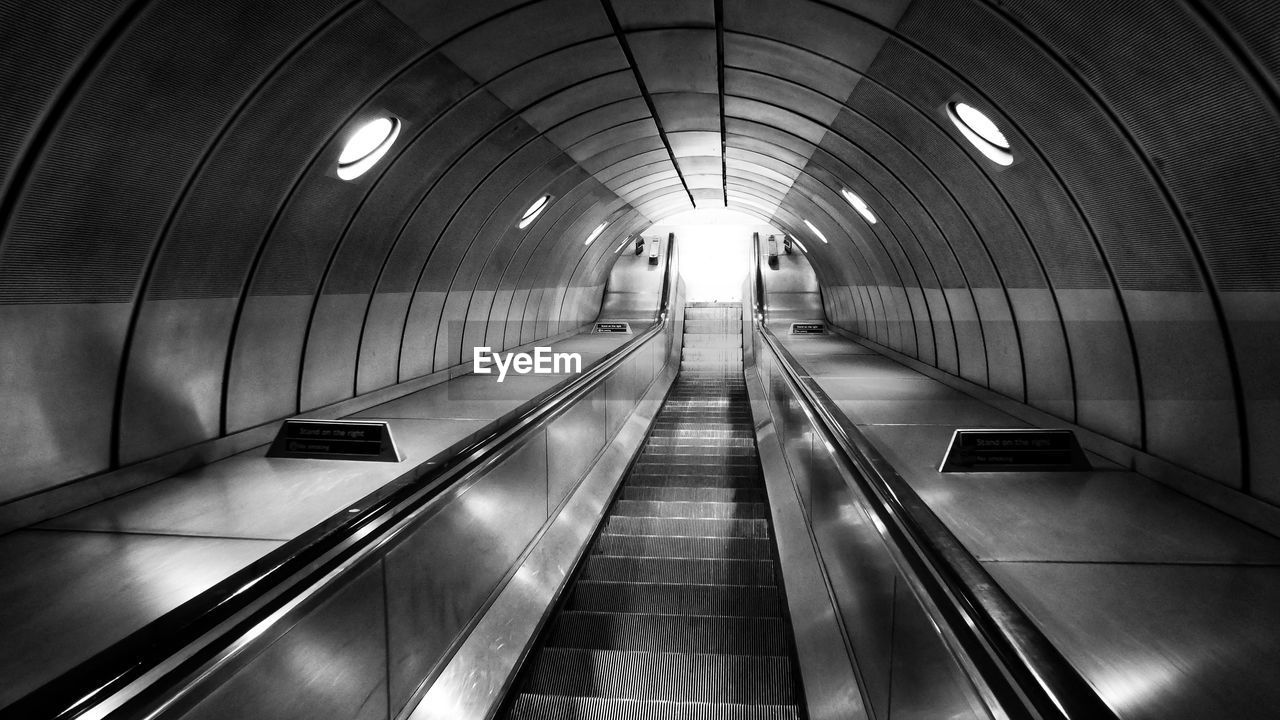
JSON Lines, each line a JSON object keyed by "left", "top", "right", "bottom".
{"left": 755, "top": 322, "right": 1117, "bottom": 720}
{"left": 5, "top": 237, "right": 678, "bottom": 720}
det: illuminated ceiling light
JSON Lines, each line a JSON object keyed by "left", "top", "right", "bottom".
{"left": 584, "top": 221, "right": 607, "bottom": 246}
{"left": 792, "top": 238, "right": 808, "bottom": 253}
{"left": 840, "top": 188, "right": 877, "bottom": 224}
{"left": 615, "top": 237, "right": 631, "bottom": 253}
{"left": 803, "top": 219, "right": 828, "bottom": 244}
{"left": 947, "top": 101, "right": 1013, "bottom": 166}
{"left": 518, "top": 195, "right": 551, "bottom": 229}
{"left": 337, "top": 116, "right": 401, "bottom": 180}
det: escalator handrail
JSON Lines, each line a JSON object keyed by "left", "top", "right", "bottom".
{"left": 755, "top": 323, "right": 1117, "bottom": 720}
{"left": 12, "top": 239, "right": 679, "bottom": 720}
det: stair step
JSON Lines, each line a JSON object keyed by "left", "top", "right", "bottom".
{"left": 627, "top": 471, "right": 762, "bottom": 488}
{"left": 582, "top": 556, "right": 775, "bottom": 586}
{"left": 521, "top": 648, "right": 796, "bottom": 705}
{"left": 570, "top": 580, "right": 782, "bottom": 616}
{"left": 612, "top": 500, "right": 770, "bottom": 520}
{"left": 618, "top": 486, "right": 767, "bottom": 504}
{"left": 592, "top": 534, "right": 772, "bottom": 560}
{"left": 548, "top": 611, "right": 788, "bottom": 656}
{"left": 506, "top": 693, "right": 798, "bottom": 720}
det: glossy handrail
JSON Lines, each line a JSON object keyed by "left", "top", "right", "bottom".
{"left": 755, "top": 322, "right": 1117, "bottom": 720}
{"left": 9, "top": 239, "right": 679, "bottom": 720}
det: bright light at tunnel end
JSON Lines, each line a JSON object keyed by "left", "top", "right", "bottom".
{"left": 337, "top": 116, "right": 401, "bottom": 180}
{"left": 803, "top": 219, "right": 828, "bottom": 244}
{"left": 947, "top": 101, "right": 1013, "bottom": 166}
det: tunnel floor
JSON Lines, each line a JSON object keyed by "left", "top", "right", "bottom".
{"left": 500, "top": 304, "right": 802, "bottom": 718}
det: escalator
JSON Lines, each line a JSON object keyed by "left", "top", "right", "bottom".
{"left": 500, "top": 303, "right": 803, "bottom": 719}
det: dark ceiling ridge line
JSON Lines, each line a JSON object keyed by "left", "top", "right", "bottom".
{"left": 0, "top": 0, "right": 154, "bottom": 260}
{"left": 598, "top": 0, "right": 696, "bottom": 210}
{"left": 715, "top": 0, "right": 729, "bottom": 207}
{"left": 1177, "top": 0, "right": 1280, "bottom": 127}
{"left": 968, "top": 0, "right": 1247, "bottom": 488}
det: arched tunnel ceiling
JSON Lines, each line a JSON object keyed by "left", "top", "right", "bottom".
{"left": 2, "top": 0, "right": 1280, "bottom": 510}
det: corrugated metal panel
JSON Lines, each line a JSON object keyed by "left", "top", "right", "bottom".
{"left": 1002, "top": 0, "right": 1280, "bottom": 291}
{"left": 899, "top": 0, "right": 1200, "bottom": 292}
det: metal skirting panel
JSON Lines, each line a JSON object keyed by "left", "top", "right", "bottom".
{"left": 384, "top": 434, "right": 550, "bottom": 712}
{"left": 406, "top": 355, "right": 674, "bottom": 720}
{"left": 745, "top": 358, "right": 867, "bottom": 720}
{"left": 754, "top": 342, "right": 993, "bottom": 720}
{"left": 157, "top": 324, "right": 677, "bottom": 720}
{"left": 176, "top": 564, "right": 389, "bottom": 720}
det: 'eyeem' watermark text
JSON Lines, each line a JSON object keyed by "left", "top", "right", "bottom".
{"left": 473, "top": 347, "right": 582, "bottom": 382}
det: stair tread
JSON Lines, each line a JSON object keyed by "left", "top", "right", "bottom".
{"left": 506, "top": 693, "right": 798, "bottom": 720}
{"left": 520, "top": 647, "right": 796, "bottom": 705}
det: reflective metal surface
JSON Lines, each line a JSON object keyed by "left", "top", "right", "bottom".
{"left": 176, "top": 565, "right": 388, "bottom": 720}
{"left": 384, "top": 433, "right": 549, "bottom": 711}
{"left": 0, "top": 530, "right": 280, "bottom": 710}
{"left": 768, "top": 324, "right": 1280, "bottom": 719}
{"left": 39, "top": 418, "right": 490, "bottom": 540}
{"left": 746, "top": 358, "right": 868, "bottom": 720}
{"left": 406, "top": 356, "right": 674, "bottom": 720}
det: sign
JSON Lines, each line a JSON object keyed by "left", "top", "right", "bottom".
{"left": 267, "top": 419, "right": 402, "bottom": 462}
{"left": 790, "top": 322, "right": 826, "bottom": 334}
{"left": 594, "top": 321, "right": 632, "bottom": 334}
{"left": 939, "top": 429, "right": 1090, "bottom": 472}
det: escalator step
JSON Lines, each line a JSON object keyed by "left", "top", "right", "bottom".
{"left": 592, "top": 534, "right": 772, "bottom": 560}
{"left": 646, "top": 436, "right": 756, "bottom": 448}
{"left": 570, "top": 581, "right": 782, "bottom": 617}
{"left": 582, "top": 556, "right": 775, "bottom": 586}
{"left": 636, "top": 454, "right": 758, "bottom": 467}
{"left": 548, "top": 611, "right": 788, "bottom": 656}
{"left": 522, "top": 648, "right": 796, "bottom": 705}
{"left": 601, "top": 516, "right": 769, "bottom": 539}
{"left": 612, "top": 500, "right": 770, "bottom": 520}
{"left": 506, "top": 693, "right": 797, "bottom": 720}
{"left": 625, "top": 473, "right": 762, "bottom": 490}
{"left": 618, "top": 486, "right": 767, "bottom": 504}
{"left": 501, "top": 308, "right": 800, "bottom": 719}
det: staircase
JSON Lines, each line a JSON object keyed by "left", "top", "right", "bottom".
{"left": 500, "top": 303, "right": 802, "bottom": 720}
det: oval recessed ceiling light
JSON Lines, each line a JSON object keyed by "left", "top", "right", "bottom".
{"left": 584, "top": 221, "right": 607, "bottom": 246}
{"left": 841, "top": 188, "right": 877, "bottom": 224}
{"left": 803, "top": 219, "right": 828, "bottom": 244}
{"left": 337, "top": 117, "right": 401, "bottom": 180}
{"left": 518, "top": 195, "right": 551, "bottom": 229}
{"left": 947, "top": 102, "right": 1013, "bottom": 166}
{"left": 792, "top": 238, "right": 808, "bottom": 253}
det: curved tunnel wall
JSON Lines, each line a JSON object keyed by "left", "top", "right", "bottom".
{"left": 1, "top": 0, "right": 1278, "bottom": 516}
